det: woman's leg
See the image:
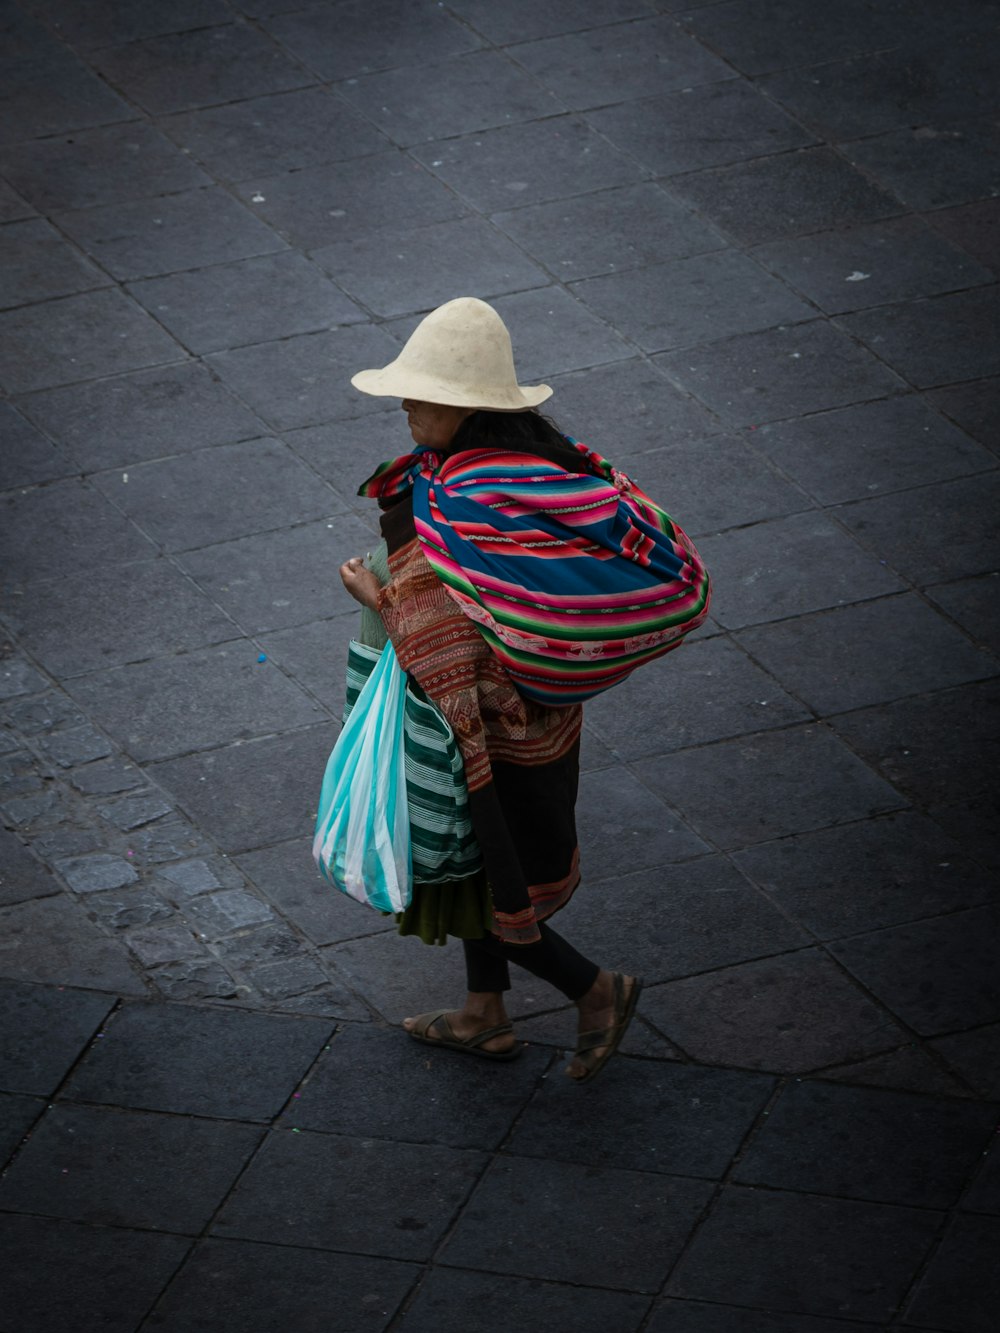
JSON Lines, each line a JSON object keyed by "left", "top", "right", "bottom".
{"left": 401, "top": 936, "right": 516, "bottom": 1055}
{"left": 466, "top": 924, "right": 639, "bottom": 1081}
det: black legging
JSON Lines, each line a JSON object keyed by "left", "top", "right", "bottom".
{"left": 463, "top": 922, "right": 599, "bottom": 1002}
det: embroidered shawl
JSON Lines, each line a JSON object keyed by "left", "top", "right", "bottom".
{"left": 360, "top": 438, "right": 711, "bottom": 704}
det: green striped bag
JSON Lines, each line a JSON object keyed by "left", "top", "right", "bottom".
{"left": 343, "top": 641, "right": 483, "bottom": 885}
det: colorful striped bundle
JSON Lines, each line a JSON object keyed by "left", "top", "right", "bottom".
{"left": 359, "top": 440, "right": 711, "bottom": 704}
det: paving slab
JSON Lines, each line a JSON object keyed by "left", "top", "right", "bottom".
{"left": 66, "top": 643, "right": 324, "bottom": 762}
{"left": 148, "top": 723, "right": 339, "bottom": 853}
{"left": 508, "top": 1057, "right": 774, "bottom": 1177}
{"left": 646, "top": 1303, "right": 876, "bottom": 1333}
{"left": 961, "top": 1146, "right": 1000, "bottom": 1215}
{"left": 255, "top": 613, "right": 358, "bottom": 716}
{"left": 589, "top": 78, "right": 815, "bottom": 176}
{"left": 0, "top": 400, "right": 78, "bottom": 489}
{"left": 676, "top": 0, "right": 905, "bottom": 76}
{"left": 338, "top": 50, "right": 562, "bottom": 148}
{"left": 926, "top": 376, "right": 1000, "bottom": 450}
{"left": 177, "top": 514, "right": 378, "bottom": 634}
{"left": 0, "top": 826, "right": 60, "bottom": 906}
{"left": 666, "top": 1185, "right": 941, "bottom": 1322}
{"left": 447, "top": 0, "right": 653, "bottom": 45}
{"left": 0, "top": 1101, "right": 263, "bottom": 1232}
{"left": 0, "top": 1091, "right": 44, "bottom": 1164}
{"left": 668, "top": 148, "right": 902, "bottom": 248}
{"left": 262, "top": 0, "right": 482, "bottom": 81}
{"left": 0, "top": 289, "right": 183, "bottom": 394}
{"left": 212, "top": 1129, "right": 486, "bottom": 1260}
{"left": 494, "top": 181, "right": 725, "bottom": 283}
{"left": 734, "top": 594, "right": 995, "bottom": 715}
{"left": 0, "top": 216, "right": 108, "bottom": 310}
{"left": 411, "top": 115, "right": 643, "bottom": 215}
{"left": 395, "top": 1267, "right": 649, "bottom": 1333}
{"left": 233, "top": 154, "right": 468, "bottom": 251}
{"left": 510, "top": 17, "right": 734, "bottom": 109}
{"left": 62, "top": 1000, "right": 333, "bottom": 1118}
{"left": 902, "top": 1213, "right": 1000, "bottom": 1333}
{"left": 641, "top": 948, "right": 908, "bottom": 1072}
{"left": 284, "top": 410, "right": 409, "bottom": 491}
{"left": 758, "top": 51, "right": 931, "bottom": 142}
{"left": 819, "top": 1044, "right": 977, "bottom": 1100}
{"left": 56, "top": 187, "right": 287, "bottom": 283}
{"left": 0, "top": 895, "right": 145, "bottom": 993}
{"left": 205, "top": 324, "right": 402, "bottom": 430}
{"left": 0, "top": 121, "right": 210, "bottom": 212}
{"left": 831, "top": 679, "right": 999, "bottom": 807}
{"left": 290, "top": 1023, "right": 548, "bottom": 1150}
{"left": 828, "top": 905, "right": 1000, "bottom": 1038}
{"left": 129, "top": 251, "right": 364, "bottom": 354}
{"left": 312, "top": 216, "right": 549, "bottom": 319}
{"left": 733, "top": 810, "right": 997, "bottom": 938}
{"left": 235, "top": 836, "right": 395, "bottom": 946}
{"left": 926, "top": 198, "right": 1000, "bottom": 274}
{"left": 841, "top": 288, "right": 1000, "bottom": 389}
{"left": 91, "top": 23, "right": 313, "bottom": 117}
{"left": 93, "top": 437, "right": 340, "bottom": 551}
{"left": 3, "top": 558, "right": 235, "bottom": 678}
{"left": 751, "top": 215, "right": 993, "bottom": 315}
{"left": 633, "top": 724, "right": 906, "bottom": 850}
{"left": 0, "top": 1214, "right": 190, "bottom": 1333}
{"left": 694, "top": 510, "right": 905, "bottom": 630}
{"left": 836, "top": 472, "right": 1000, "bottom": 586}
{"left": 146, "top": 1237, "right": 418, "bottom": 1333}
{"left": 0, "top": 178, "right": 34, "bottom": 221}
{"left": 440, "top": 1154, "right": 714, "bottom": 1292}
{"left": 575, "top": 763, "right": 710, "bottom": 880}
{"left": 614, "top": 432, "right": 812, "bottom": 535}
{"left": 158, "top": 86, "right": 389, "bottom": 180}
{"left": 0, "top": 979, "right": 115, "bottom": 1095}
{"left": 14, "top": 361, "right": 265, "bottom": 470}
{"left": 588, "top": 634, "right": 810, "bottom": 757}
{"left": 567, "top": 857, "right": 811, "bottom": 984}
{"left": 21, "top": 0, "right": 232, "bottom": 49}
{"left": 0, "top": 49, "right": 135, "bottom": 145}
{"left": 732, "top": 1079, "right": 998, "bottom": 1207}
{"left": 322, "top": 929, "right": 473, "bottom": 1025}
{"left": 547, "top": 359, "right": 722, "bottom": 454}
{"left": 572, "top": 249, "right": 813, "bottom": 353}
{"left": 656, "top": 319, "right": 907, "bottom": 427}
{"left": 931, "top": 1024, "right": 1000, "bottom": 1101}
{"left": 926, "top": 575, "right": 1000, "bottom": 655}
{"left": 750, "top": 393, "right": 994, "bottom": 505}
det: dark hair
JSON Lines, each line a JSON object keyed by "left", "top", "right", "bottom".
{"left": 449, "top": 408, "right": 581, "bottom": 462}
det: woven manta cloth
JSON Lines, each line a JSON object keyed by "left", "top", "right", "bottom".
{"left": 360, "top": 439, "right": 711, "bottom": 704}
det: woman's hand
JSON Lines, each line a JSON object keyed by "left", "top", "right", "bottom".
{"left": 339, "top": 556, "right": 382, "bottom": 611}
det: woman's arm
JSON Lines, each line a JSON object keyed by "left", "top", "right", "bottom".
{"left": 339, "top": 556, "right": 382, "bottom": 611}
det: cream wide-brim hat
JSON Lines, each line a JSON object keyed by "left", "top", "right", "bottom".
{"left": 351, "top": 297, "right": 552, "bottom": 411}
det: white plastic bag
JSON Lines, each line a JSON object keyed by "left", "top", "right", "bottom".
{"left": 312, "top": 640, "right": 412, "bottom": 913}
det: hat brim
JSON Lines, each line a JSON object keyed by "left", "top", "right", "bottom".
{"left": 351, "top": 365, "right": 552, "bottom": 411}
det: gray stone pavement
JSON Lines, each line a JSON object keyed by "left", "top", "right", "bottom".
{"left": 1, "top": 0, "right": 999, "bottom": 1328}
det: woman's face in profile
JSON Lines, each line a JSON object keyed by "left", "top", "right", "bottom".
{"left": 401, "top": 399, "right": 472, "bottom": 450}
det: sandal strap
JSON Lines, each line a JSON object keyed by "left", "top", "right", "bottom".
{"left": 466, "top": 1022, "right": 514, "bottom": 1047}
{"left": 575, "top": 1025, "right": 619, "bottom": 1053}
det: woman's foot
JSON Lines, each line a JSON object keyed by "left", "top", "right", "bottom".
{"left": 566, "top": 970, "right": 642, "bottom": 1082}
{"left": 403, "top": 992, "right": 517, "bottom": 1057}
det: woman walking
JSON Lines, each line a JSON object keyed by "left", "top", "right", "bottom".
{"left": 337, "top": 298, "right": 709, "bottom": 1082}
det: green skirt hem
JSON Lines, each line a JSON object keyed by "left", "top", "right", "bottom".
{"left": 395, "top": 874, "right": 494, "bottom": 946}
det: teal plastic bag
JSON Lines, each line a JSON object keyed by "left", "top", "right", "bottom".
{"left": 312, "top": 640, "right": 412, "bottom": 913}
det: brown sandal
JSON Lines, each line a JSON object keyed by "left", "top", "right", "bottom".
{"left": 567, "top": 973, "right": 643, "bottom": 1083}
{"left": 406, "top": 1009, "right": 522, "bottom": 1061}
